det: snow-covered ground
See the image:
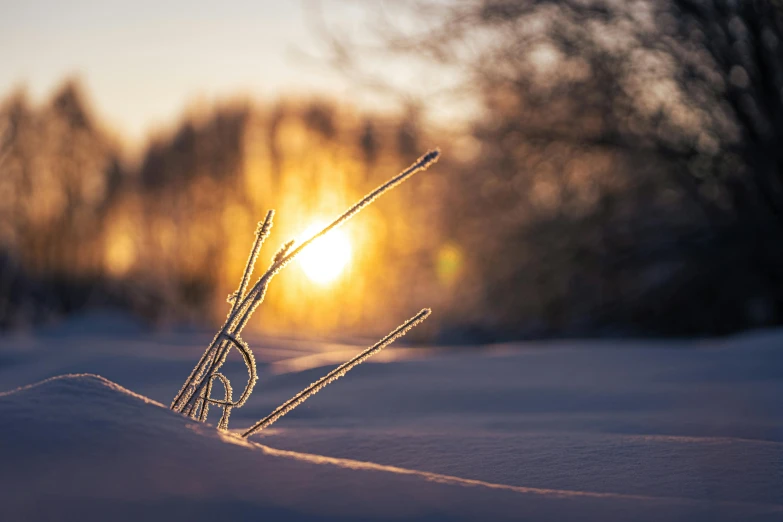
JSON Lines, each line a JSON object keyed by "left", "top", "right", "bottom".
{"left": 1, "top": 312, "right": 781, "bottom": 521}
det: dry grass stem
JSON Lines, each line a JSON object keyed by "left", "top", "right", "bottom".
{"left": 242, "top": 308, "right": 431, "bottom": 438}
{"left": 170, "top": 150, "right": 440, "bottom": 430}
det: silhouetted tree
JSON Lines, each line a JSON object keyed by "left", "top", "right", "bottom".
{"left": 334, "top": 0, "right": 783, "bottom": 335}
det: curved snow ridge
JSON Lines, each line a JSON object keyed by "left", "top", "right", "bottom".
{"left": 228, "top": 433, "right": 783, "bottom": 513}
{"left": 0, "top": 373, "right": 165, "bottom": 408}
{"left": 2, "top": 374, "right": 780, "bottom": 518}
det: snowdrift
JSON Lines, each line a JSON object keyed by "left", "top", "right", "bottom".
{"left": 1, "top": 373, "right": 781, "bottom": 521}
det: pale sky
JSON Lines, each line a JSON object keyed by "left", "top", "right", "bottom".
{"left": 0, "top": 0, "right": 380, "bottom": 142}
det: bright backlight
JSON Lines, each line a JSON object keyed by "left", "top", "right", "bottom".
{"left": 297, "top": 222, "right": 352, "bottom": 285}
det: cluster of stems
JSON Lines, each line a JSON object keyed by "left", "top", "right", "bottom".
{"left": 171, "top": 149, "right": 440, "bottom": 435}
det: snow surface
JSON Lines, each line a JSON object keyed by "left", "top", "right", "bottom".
{"left": 0, "top": 312, "right": 781, "bottom": 521}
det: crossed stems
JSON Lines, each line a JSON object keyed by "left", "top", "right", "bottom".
{"left": 170, "top": 149, "right": 440, "bottom": 431}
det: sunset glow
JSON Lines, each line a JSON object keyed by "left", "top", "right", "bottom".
{"left": 297, "top": 222, "right": 352, "bottom": 285}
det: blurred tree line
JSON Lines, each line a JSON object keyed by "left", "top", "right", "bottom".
{"left": 0, "top": 83, "right": 450, "bottom": 336}
{"left": 1, "top": 0, "right": 782, "bottom": 339}
{"left": 0, "top": 84, "right": 126, "bottom": 328}
{"left": 333, "top": 0, "right": 783, "bottom": 337}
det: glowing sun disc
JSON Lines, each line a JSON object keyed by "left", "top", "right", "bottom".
{"left": 297, "top": 223, "right": 352, "bottom": 285}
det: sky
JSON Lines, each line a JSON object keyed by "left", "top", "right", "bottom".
{"left": 0, "top": 1, "right": 378, "bottom": 142}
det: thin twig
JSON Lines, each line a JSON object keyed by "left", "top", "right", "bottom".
{"left": 272, "top": 149, "right": 440, "bottom": 273}
{"left": 241, "top": 308, "right": 431, "bottom": 437}
{"left": 231, "top": 210, "right": 274, "bottom": 315}
{"left": 171, "top": 149, "right": 440, "bottom": 429}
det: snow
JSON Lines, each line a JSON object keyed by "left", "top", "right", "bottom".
{"left": 0, "top": 313, "right": 781, "bottom": 520}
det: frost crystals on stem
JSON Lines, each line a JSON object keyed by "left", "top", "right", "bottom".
{"left": 242, "top": 308, "right": 431, "bottom": 437}
{"left": 170, "top": 150, "right": 440, "bottom": 433}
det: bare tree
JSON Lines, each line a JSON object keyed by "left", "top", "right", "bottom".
{"left": 326, "top": 0, "right": 783, "bottom": 335}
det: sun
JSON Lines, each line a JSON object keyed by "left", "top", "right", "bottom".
{"left": 297, "top": 222, "right": 352, "bottom": 285}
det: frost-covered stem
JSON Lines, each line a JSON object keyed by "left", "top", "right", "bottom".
{"left": 172, "top": 149, "right": 440, "bottom": 425}
{"left": 181, "top": 149, "right": 439, "bottom": 414}
{"left": 272, "top": 149, "right": 440, "bottom": 275}
{"left": 241, "top": 308, "right": 431, "bottom": 437}
{"left": 171, "top": 334, "right": 220, "bottom": 411}
{"left": 231, "top": 210, "right": 274, "bottom": 316}
{"left": 228, "top": 147, "right": 441, "bottom": 335}
{"left": 182, "top": 283, "right": 267, "bottom": 415}
{"left": 172, "top": 211, "right": 274, "bottom": 412}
